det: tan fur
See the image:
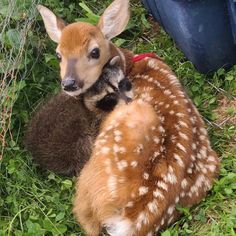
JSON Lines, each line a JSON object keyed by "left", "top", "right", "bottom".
{"left": 38, "top": 1, "right": 220, "bottom": 235}
{"left": 57, "top": 22, "right": 110, "bottom": 93}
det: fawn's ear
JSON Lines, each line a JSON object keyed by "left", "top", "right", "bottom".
{"left": 97, "top": 0, "right": 130, "bottom": 40}
{"left": 37, "top": 5, "right": 66, "bottom": 43}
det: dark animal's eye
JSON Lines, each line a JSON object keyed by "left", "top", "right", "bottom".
{"left": 56, "top": 52, "right": 62, "bottom": 61}
{"left": 90, "top": 48, "right": 100, "bottom": 59}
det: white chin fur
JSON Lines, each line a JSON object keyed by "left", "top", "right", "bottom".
{"left": 64, "top": 89, "right": 83, "bottom": 97}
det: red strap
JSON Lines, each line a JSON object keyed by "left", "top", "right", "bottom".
{"left": 132, "top": 53, "right": 162, "bottom": 62}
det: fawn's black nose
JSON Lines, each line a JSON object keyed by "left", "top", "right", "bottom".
{"left": 61, "top": 79, "right": 77, "bottom": 91}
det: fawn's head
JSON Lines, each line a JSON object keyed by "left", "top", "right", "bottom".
{"left": 37, "top": 0, "right": 130, "bottom": 96}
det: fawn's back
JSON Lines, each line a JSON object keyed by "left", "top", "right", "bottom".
{"left": 74, "top": 57, "right": 220, "bottom": 236}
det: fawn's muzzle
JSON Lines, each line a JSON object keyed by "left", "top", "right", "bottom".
{"left": 61, "top": 79, "right": 77, "bottom": 91}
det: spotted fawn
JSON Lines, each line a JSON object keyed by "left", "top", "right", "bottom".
{"left": 37, "top": 0, "right": 220, "bottom": 234}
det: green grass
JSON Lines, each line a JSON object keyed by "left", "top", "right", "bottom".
{"left": 0, "top": 0, "right": 236, "bottom": 235}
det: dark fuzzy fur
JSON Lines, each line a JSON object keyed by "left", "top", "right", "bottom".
{"left": 24, "top": 59, "right": 131, "bottom": 176}
{"left": 24, "top": 93, "right": 102, "bottom": 176}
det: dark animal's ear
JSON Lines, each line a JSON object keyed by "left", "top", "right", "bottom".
{"left": 109, "top": 56, "right": 120, "bottom": 66}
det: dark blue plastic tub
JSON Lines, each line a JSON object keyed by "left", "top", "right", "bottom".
{"left": 142, "top": 0, "right": 236, "bottom": 73}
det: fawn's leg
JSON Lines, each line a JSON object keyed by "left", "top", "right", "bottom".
{"left": 74, "top": 172, "right": 101, "bottom": 236}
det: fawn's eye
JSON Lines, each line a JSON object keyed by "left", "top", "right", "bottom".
{"left": 90, "top": 48, "right": 100, "bottom": 59}
{"left": 56, "top": 52, "right": 62, "bottom": 61}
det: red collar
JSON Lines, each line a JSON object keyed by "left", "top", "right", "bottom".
{"left": 132, "top": 53, "right": 162, "bottom": 62}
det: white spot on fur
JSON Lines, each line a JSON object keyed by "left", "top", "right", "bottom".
{"left": 114, "top": 130, "right": 122, "bottom": 136}
{"left": 200, "top": 135, "right": 206, "bottom": 141}
{"left": 114, "top": 136, "right": 122, "bottom": 142}
{"left": 190, "top": 185, "right": 198, "bottom": 194}
{"left": 161, "top": 218, "right": 165, "bottom": 226}
{"left": 126, "top": 201, "right": 134, "bottom": 208}
{"left": 101, "top": 147, "right": 111, "bottom": 155}
{"left": 167, "top": 205, "right": 175, "bottom": 215}
{"left": 174, "top": 124, "right": 181, "bottom": 131}
{"left": 159, "top": 126, "right": 165, "bottom": 133}
{"left": 153, "top": 189, "right": 164, "bottom": 199}
{"left": 157, "top": 181, "right": 168, "bottom": 191}
{"left": 208, "top": 155, "right": 217, "bottom": 162}
{"left": 119, "top": 147, "right": 126, "bottom": 153}
{"left": 177, "top": 143, "right": 187, "bottom": 153}
{"left": 108, "top": 175, "right": 117, "bottom": 198}
{"left": 148, "top": 200, "right": 158, "bottom": 214}
{"left": 106, "top": 125, "right": 114, "bottom": 131}
{"left": 165, "top": 104, "right": 170, "bottom": 109}
{"left": 113, "top": 144, "right": 120, "bottom": 153}
{"left": 192, "top": 143, "right": 197, "bottom": 150}
{"left": 148, "top": 59, "right": 158, "bottom": 69}
{"left": 179, "top": 132, "right": 189, "bottom": 140}
{"left": 164, "top": 89, "right": 171, "bottom": 96}
{"left": 151, "top": 126, "right": 156, "bottom": 131}
{"left": 206, "top": 164, "right": 216, "bottom": 172}
{"left": 163, "top": 172, "right": 177, "bottom": 184}
{"left": 190, "top": 155, "right": 196, "bottom": 161}
{"left": 134, "top": 144, "right": 144, "bottom": 154}
{"left": 173, "top": 153, "right": 184, "bottom": 167}
{"left": 196, "top": 174, "right": 205, "bottom": 187}
{"left": 187, "top": 168, "right": 193, "bottom": 174}
{"left": 131, "top": 161, "right": 138, "bottom": 168}
{"left": 190, "top": 117, "right": 195, "bottom": 124}
{"left": 176, "top": 113, "right": 184, "bottom": 118}
{"left": 179, "top": 121, "right": 188, "bottom": 128}
{"left": 200, "top": 147, "right": 207, "bottom": 159}
{"left": 175, "top": 196, "right": 180, "bottom": 203}
{"left": 153, "top": 136, "right": 160, "bottom": 144}
{"left": 200, "top": 127, "right": 207, "bottom": 135}
{"left": 117, "top": 160, "right": 128, "bottom": 171}
{"left": 136, "top": 211, "right": 149, "bottom": 230}
{"left": 181, "top": 179, "right": 188, "bottom": 189}
{"left": 113, "top": 144, "right": 126, "bottom": 154}
{"left": 141, "top": 93, "right": 153, "bottom": 102}
{"left": 143, "top": 172, "right": 149, "bottom": 180}
{"left": 98, "top": 139, "right": 107, "bottom": 144}
{"left": 197, "top": 153, "right": 202, "bottom": 160}
{"left": 146, "top": 231, "right": 153, "bottom": 236}
{"left": 155, "top": 225, "right": 160, "bottom": 232}
{"left": 98, "top": 132, "right": 105, "bottom": 138}
{"left": 153, "top": 151, "right": 160, "bottom": 158}
{"left": 104, "top": 159, "right": 112, "bottom": 174}
{"left": 139, "top": 186, "right": 149, "bottom": 196}
{"left": 126, "top": 122, "right": 136, "bottom": 128}
{"left": 167, "top": 216, "right": 174, "bottom": 225}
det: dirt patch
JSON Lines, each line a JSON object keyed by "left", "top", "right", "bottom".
{"left": 214, "top": 97, "right": 236, "bottom": 126}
